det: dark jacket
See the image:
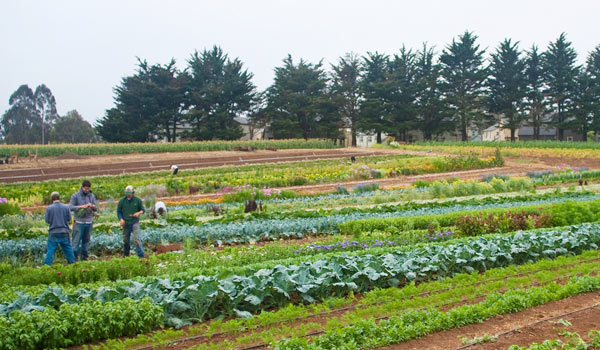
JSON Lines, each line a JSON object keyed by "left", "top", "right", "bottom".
{"left": 45, "top": 201, "right": 72, "bottom": 235}
{"left": 69, "top": 189, "right": 98, "bottom": 224}
{"left": 117, "top": 195, "right": 145, "bottom": 226}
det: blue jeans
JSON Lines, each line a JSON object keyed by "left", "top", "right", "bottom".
{"left": 44, "top": 233, "right": 76, "bottom": 265}
{"left": 72, "top": 222, "right": 92, "bottom": 261}
{"left": 123, "top": 223, "right": 144, "bottom": 258}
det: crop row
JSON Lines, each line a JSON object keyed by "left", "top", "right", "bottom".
{"left": 5, "top": 153, "right": 486, "bottom": 206}
{"left": 0, "top": 186, "right": 589, "bottom": 242}
{"left": 0, "top": 139, "right": 339, "bottom": 157}
{"left": 83, "top": 251, "right": 600, "bottom": 350}
{"left": 2, "top": 193, "right": 597, "bottom": 263}
{"left": 2, "top": 223, "right": 599, "bottom": 328}
{"left": 392, "top": 142, "right": 600, "bottom": 159}
{"left": 271, "top": 274, "right": 600, "bottom": 349}
{"left": 414, "top": 140, "right": 600, "bottom": 150}
{"left": 4, "top": 245, "right": 600, "bottom": 350}
{"left": 508, "top": 330, "right": 600, "bottom": 349}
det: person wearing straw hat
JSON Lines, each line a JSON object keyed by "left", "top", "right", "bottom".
{"left": 44, "top": 192, "right": 76, "bottom": 265}
{"left": 117, "top": 185, "right": 146, "bottom": 257}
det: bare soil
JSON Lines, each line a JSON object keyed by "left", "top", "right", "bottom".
{"left": 0, "top": 148, "right": 407, "bottom": 183}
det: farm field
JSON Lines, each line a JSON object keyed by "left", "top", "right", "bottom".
{"left": 1, "top": 141, "right": 600, "bottom": 350}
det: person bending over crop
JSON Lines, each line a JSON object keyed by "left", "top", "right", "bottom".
{"left": 117, "top": 185, "right": 145, "bottom": 258}
{"left": 44, "top": 192, "right": 76, "bottom": 265}
{"left": 69, "top": 179, "right": 98, "bottom": 261}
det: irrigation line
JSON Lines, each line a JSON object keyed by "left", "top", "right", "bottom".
{"left": 454, "top": 303, "right": 600, "bottom": 350}
{"left": 128, "top": 259, "right": 599, "bottom": 350}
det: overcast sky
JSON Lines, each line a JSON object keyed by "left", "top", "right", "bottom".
{"left": 1, "top": 0, "right": 599, "bottom": 125}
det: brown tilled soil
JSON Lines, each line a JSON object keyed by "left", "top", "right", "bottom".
{"left": 0, "top": 148, "right": 408, "bottom": 183}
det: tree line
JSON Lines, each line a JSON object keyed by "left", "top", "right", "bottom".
{"left": 0, "top": 85, "right": 96, "bottom": 144}
{"left": 3, "top": 31, "right": 600, "bottom": 145}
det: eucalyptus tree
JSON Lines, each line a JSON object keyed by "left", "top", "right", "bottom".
{"left": 330, "top": 52, "right": 363, "bottom": 146}
{"left": 523, "top": 45, "right": 548, "bottom": 140}
{"left": 414, "top": 43, "right": 447, "bottom": 140}
{"left": 266, "top": 55, "right": 337, "bottom": 140}
{"left": 439, "top": 31, "right": 489, "bottom": 141}
{"left": 542, "top": 33, "right": 580, "bottom": 140}
{"left": 359, "top": 51, "right": 391, "bottom": 143}
{"left": 1, "top": 85, "right": 39, "bottom": 144}
{"left": 34, "top": 84, "right": 58, "bottom": 145}
{"left": 185, "top": 46, "right": 257, "bottom": 140}
{"left": 1, "top": 84, "right": 57, "bottom": 144}
{"left": 487, "top": 39, "right": 527, "bottom": 141}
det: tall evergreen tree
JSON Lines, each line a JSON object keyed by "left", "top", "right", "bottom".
{"left": 95, "top": 108, "right": 132, "bottom": 142}
{"left": 523, "top": 45, "right": 548, "bottom": 140}
{"left": 414, "top": 43, "right": 447, "bottom": 140}
{"left": 330, "top": 52, "right": 363, "bottom": 146}
{"left": 542, "top": 33, "right": 580, "bottom": 140}
{"left": 388, "top": 46, "right": 418, "bottom": 141}
{"left": 585, "top": 45, "right": 600, "bottom": 138}
{"left": 186, "top": 46, "right": 256, "bottom": 140}
{"left": 440, "top": 31, "right": 489, "bottom": 141}
{"left": 266, "top": 55, "right": 337, "bottom": 140}
{"left": 97, "top": 59, "right": 185, "bottom": 142}
{"left": 359, "top": 52, "right": 391, "bottom": 143}
{"left": 487, "top": 39, "right": 527, "bottom": 141}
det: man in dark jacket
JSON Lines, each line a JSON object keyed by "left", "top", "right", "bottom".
{"left": 44, "top": 192, "right": 76, "bottom": 265}
{"left": 117, "top": 185, "right": 145, "bottom": 257}
{"left": 69, "top": 179, "right": 98, "bottom": 261}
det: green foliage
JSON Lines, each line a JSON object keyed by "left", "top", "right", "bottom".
{"left": 439, "top": 31, "right": 489, "bottom": 141}
{"left": 352, "top": 183, "right": 379, "bottom": 193}
{"left": 0, "top": 139, "right": 339, "bottom": 157}
{"left": 0, "top": 202, "right": 20, "bottom": 217}
{"left": 267, "top": 55, "right": 341, "bottom": 140}
{"left": 49, "top": 110, "right": 98, "bottom": 143}
{"left": 455, "top": 210, "right": 551, "bottom": 236}
{"left": 0, "top": 298, "right": 163, "bottom": 350}
{"left": 412, "top": 179, "right": 431, "bottom": 188}
{"left": 337, "top": 199, "right": 595, "bottom": 236}
{"left": 273, "top": 274, "right": 600, "bottom": 349}
{"left": 185, "top": 46, "right": 255, "bottom": 141}
{"left": 546, "top": 200, "right": 600, "bottom": 227}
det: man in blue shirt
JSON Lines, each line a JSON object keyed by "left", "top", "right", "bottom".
{"left": 44, "top": 192, "right": 76, "bottom": 265}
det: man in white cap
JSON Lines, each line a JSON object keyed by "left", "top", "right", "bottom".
{"left": 117, "top": 185, "right": 145, "bottom": 257}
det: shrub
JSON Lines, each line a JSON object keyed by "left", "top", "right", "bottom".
{"left": 336, "top": 186, "right": 349, "bottom": 195}
{"left": 0, "top": 198, "right": 20, "bottom": 216}
{"left": 412, "top": 180, "right": 430, "bottom": 188}
{"left": 353, "top": 183, "right": 379, "bottom": 193}
{"left": 455, "top": 210, "right": 552, "bottom": 236}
